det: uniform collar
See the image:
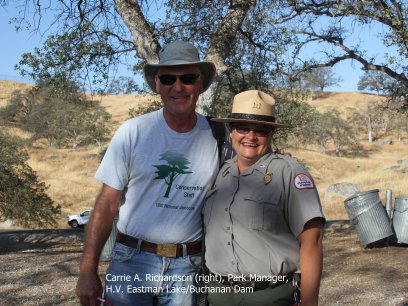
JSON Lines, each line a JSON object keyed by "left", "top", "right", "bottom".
{"left": 230, "top": 152, "right": 278, "bottom": 177}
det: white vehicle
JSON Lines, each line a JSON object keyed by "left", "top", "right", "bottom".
{"left": 68, "top": 210, "right": 92, "bottom": 228}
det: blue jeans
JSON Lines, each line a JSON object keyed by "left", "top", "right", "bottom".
{"left": 104, "top": 242, "right": 201, "bottom": 306}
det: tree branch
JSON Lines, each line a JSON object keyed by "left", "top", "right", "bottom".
{"left": 114, "top": 0, "right": 160, "bottom": 64}
{"left": 303, "top": 30, "right": 407, "bottom": 85}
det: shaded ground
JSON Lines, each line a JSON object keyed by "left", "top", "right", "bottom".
{"left": 1, "top": 224, "right": 407, "bottom": 305}
{"left": 320, "top": 223, "right": 408, "bottom": 306}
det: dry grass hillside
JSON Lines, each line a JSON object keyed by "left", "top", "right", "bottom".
{"left": 98, "top": 93, "right": 155, "bottom": 122}
{"left": 308, "top": 91, "right": 387, "bottom": 116}
{"left": 1, "top": 82, "right": 407, "bottom": 228}
{"left": 0, "top": 80, "right": 32, "bottom": 107}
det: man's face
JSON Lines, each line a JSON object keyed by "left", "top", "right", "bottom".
{"left": 155, "top": 65, "right": 204, "bottom": 118}
{"left": 230, "top": 123, "right": 274, "bottom": 166}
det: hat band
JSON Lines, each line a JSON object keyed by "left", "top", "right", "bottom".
{"left": 228, "top": 113, "right": 276, "bottom": 123}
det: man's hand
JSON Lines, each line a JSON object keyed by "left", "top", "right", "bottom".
{"left": 75, "top": 184, "right": 121, "bottom": 305}
{"left": 76, "top": 271, "right": 103, "bottom": 306}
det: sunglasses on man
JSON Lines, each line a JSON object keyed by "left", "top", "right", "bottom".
{"left": 158, "top": 74, "right": 200, "bottom": 86}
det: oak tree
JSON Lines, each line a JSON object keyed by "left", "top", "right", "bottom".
{"left": 0, "top": 130, "right": 61, "bottom": 227}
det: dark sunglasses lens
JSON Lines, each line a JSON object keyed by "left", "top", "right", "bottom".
{"left": 254, "top": 129, "right": 271, "bottom": 136}
{"left": 179, "top": 74, "right": 199, "bottom": 84}
{"left": 158, "top": 74, "right": 199, "bottom": 85}
{"left": 158, "top": 75, "right": 177, "bottom": 85}
{"left": 234, "top": 125, "right": 271, "bottom": 136}
{"left": 235, "top": 127, "right": 250, "bottom": 134}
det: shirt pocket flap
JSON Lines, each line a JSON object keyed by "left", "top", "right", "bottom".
{"left": 243, "top": 193, "right": 278, "bottom": 206}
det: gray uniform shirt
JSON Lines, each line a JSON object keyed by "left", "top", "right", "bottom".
{"left": 204, "top": 152, "right": 325, "bottom": 277}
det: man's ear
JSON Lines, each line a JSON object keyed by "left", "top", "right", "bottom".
{"left": 155, "top": 75, "right": 160, "bottom": 93}
{"left": 199, "top": 76, "right": 205, "bottom": 93}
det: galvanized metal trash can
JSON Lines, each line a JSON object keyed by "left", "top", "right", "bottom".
{"left": 392, "top": 196, "right": 408, "bottom": 244}
{"left": 344, "top": 189, "right": 393, "bottom": 245}
{"left": 100, "top": 215, "right": 118, "bottom": 261}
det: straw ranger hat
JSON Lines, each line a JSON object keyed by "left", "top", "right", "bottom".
{"left": 143, "top": 41, "right": 216, "bottom": 93}
{"left": 211, "top": 90, "right": 291, "bottom": 128}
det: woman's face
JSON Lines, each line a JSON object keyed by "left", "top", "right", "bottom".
{"left": 230, "top": 123, "right": 274, "bottom": 170}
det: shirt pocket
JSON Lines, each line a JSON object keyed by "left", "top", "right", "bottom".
{"left": 243, "top": 193, "right": 281, "bottom": 231}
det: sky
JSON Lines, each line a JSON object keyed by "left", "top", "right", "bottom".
{"left": 0, "top": 5, "right": 389, "bottom": 92}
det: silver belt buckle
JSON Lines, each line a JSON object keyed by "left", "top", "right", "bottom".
{"left": 157, "top": 243, "right": 178, "bottom": 257}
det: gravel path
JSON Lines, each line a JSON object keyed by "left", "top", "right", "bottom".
{"left": 1, "top": 225, "right": 408, "bottom": 305}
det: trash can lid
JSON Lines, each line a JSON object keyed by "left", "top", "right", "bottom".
{"left": 344, "top": 189, "right": 380, "bottom": 202}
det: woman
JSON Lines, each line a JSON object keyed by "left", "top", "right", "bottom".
{"left": 203, "top": 90, "right": 325, "bottom": 306}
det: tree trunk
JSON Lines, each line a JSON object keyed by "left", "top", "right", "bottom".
{"left": 366, "top": 115, "right": 373, "bottom": 142}
{"left": 115, "top": 0, "right": 256, "bottom": 114}
{"left": 197, "top": 80, "right": 219, "bottom": 115}
{"left": 197, "top": 0, "right": 256, "bottom": 114}
{"left": 335, "top": 143, "right": 341, "bottom": 157}
{"left": 115, "top": 0, "right": 160, "bottom": 64}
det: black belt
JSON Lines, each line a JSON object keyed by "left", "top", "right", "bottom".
{"left": 116, "top": 232, "right": 202, "bottom": 258}
{"left": 214, "top": 273, "right": 293, "bottom": 291}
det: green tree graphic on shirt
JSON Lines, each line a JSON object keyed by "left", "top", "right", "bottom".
{"left": 153, "top": 151, "right": 193, "bottom": 198}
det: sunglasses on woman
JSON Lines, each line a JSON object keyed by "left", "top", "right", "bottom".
{"left": 231, "top": 124, "right": 273, "bottom": 137}
{"left": 157, "top": 74, "right": 200, "bottom": 85}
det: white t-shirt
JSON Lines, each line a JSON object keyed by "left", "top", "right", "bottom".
{"left": 95, "top": 109, "right": 219, "bottom": 244}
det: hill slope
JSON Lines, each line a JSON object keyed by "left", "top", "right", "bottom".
{"left": 1, "top": 82, "right": 407, "bottom": 227}
{"left": 0, "top": 80, "right": 33, "bottom": 107}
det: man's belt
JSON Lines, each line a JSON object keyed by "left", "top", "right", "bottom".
{"left": 116, "top": 232, "right": 202, "bottom": 258}
{"left": 214, "top": 273, "right": 293, "bottom": 292}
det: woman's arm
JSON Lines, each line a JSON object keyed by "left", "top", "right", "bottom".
{"left": 298, "top": 217, "right": 325, "bottom": 306}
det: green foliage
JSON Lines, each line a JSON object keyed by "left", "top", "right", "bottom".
{"left": 4, "top": 0, "right": 407, "bottom": 135}
{"left": 0, "top": 90, "right": 25, "bottom": 124}
{"left": 269, "top": 89, "right": 321, "bottom": 151}
{"left": 107, "top": 77, "right": 142, "bottom": 94}
{"left": 390, "top": 112, "right": 408, "bottom": 140}
{"left": 0, "top": 130, "right": 61, "bottom": 228}
{"left": 311, "top": 110, "right": 359, "bottom": 156}
{"left": 358, "top": 71, "right": 397, "bottom": 94}
{"left": 0, "top": 80, "right": 112, "bottom": 149}
{"left": 128, "top": 94, "right": 162, "bottom": 118}
{"left": 16, "top": 12, "right": 133, "bottom": 93}
{"left": 285, "top": 1, "right": 407, "bottom": 86}
{"left": 6, "top": 0, "right": 407, "bottom": 100}
{"left": 358, "top": 71, "right": 408, "bottom": 113}
{"left": 85, "top": 108, "right": 113, "bottom": 150}
{"left": 300, "top": 67, "right": 343, "bottom": 92}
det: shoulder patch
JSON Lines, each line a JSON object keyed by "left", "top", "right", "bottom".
{"left": 294, "top": 173, "right": 314, "bottom": 190}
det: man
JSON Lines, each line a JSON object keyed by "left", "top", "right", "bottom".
{"left": 203, "top": 90, "right": 325, "bottom": 306}
{"left": 76, "top": 41, "right": 219, "bottom": 306}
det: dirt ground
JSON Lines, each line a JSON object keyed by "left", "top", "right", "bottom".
{"left": 1, "top": 223, "right": 407, "bottom": 306}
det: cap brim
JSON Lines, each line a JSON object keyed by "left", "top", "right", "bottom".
{"left": 211, "top": 117, "right": 291, "bottom": 128}
{"left": 143, "top": 61, "right": 216, "bottom": 93}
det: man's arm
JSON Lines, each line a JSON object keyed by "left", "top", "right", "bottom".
{"left": 298, "top": 217, "right": 325, "bottom": 306}
{"left": 76, "top": 184, "right": 121, "bottom": 306}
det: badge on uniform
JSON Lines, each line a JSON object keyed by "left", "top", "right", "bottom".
{"left": 263, "top": 172, "right": 273, "bottom": 185}
{"left": 294, "top": 173, "right": 314, "bottom": 190}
